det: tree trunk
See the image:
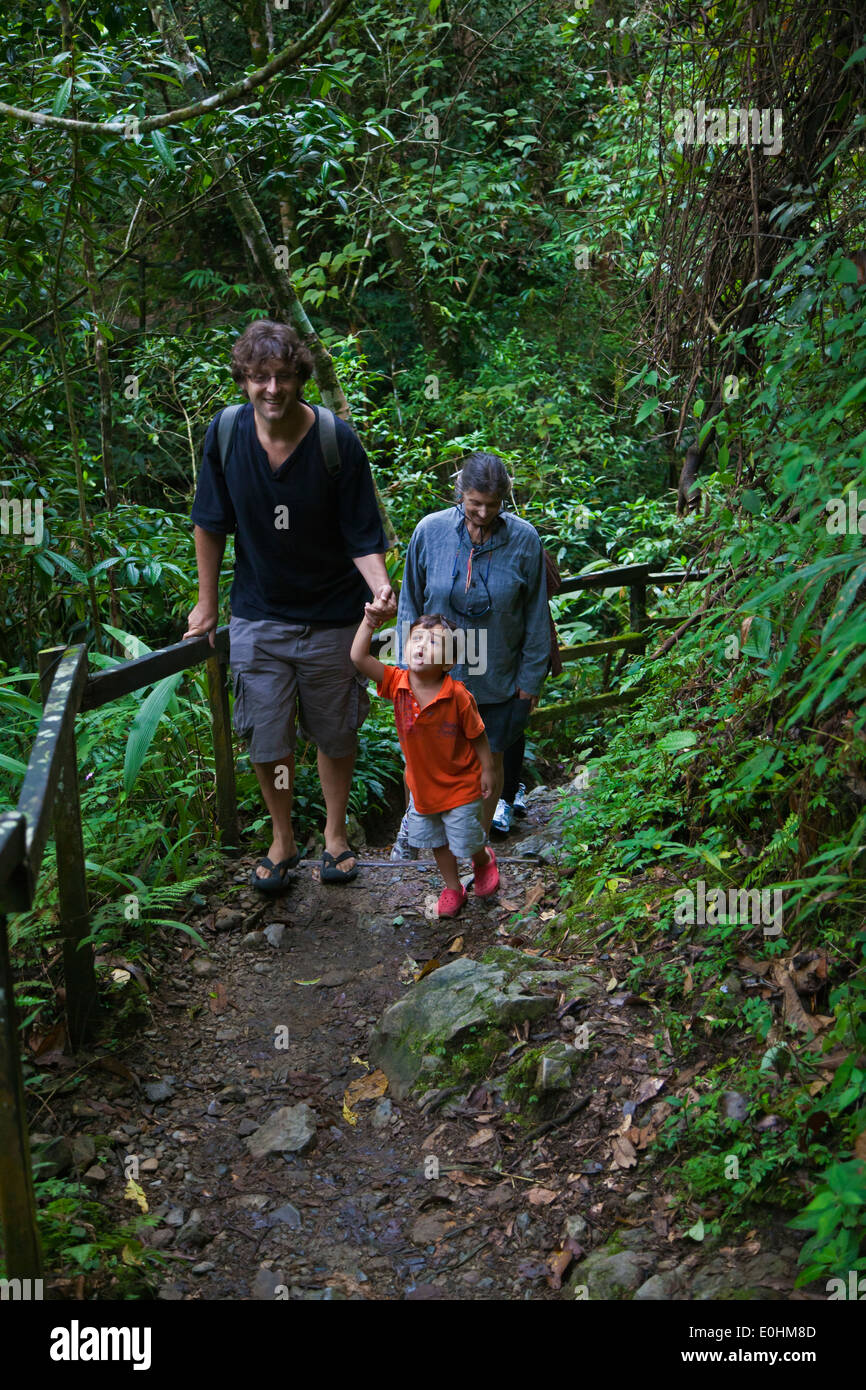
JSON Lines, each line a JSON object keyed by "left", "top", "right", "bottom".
{"left": 149, "top": 0, "right": 349, "bottom": 415}
{"left": 149, "top": 0, "right": 396, "bottom": 542}
{"left": 386, "top": 224, "right": 460, "bottom": 377}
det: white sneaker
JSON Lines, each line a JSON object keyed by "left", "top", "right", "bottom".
{"left": 512, "top": 783, "right": 528, "bottom": 819}
{"left": 390, "top": 811, "right": 418, "bottom": 860}
{"left": 491, "top": 799, "right": 513, "bottom": 836}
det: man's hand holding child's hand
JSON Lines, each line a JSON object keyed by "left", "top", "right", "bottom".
{"left": 363, "top": 600, "right": 388, "bottom": 630}
{"left": 364, "top": 588, "right": 397, "bottom": 629}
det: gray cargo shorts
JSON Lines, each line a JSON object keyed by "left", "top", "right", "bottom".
{"left": 229, "top": 616, "right": 370, "bottom": 763}
{"left": 405, "top": 792, "right": 486, "bottom": 859}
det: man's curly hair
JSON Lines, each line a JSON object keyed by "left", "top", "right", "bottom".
{"left": 230, "top": 320, "right": 314, "bottom": 389}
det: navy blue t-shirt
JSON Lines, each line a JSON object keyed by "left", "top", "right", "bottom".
{"left": 191, "top": 402, "right": 386, "bottom": 626}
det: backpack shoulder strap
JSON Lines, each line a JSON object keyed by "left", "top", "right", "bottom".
{"left": 316, "top": 404, "right": 342, "bottom": 477}
{"left": 217, "top": 403, "right": 244, "bottom": 469}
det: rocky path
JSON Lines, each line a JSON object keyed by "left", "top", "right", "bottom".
{"left": 34, "top": 785, "right": 808, "bottom": 1302}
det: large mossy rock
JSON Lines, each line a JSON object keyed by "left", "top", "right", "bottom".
{"left": 369, "top": 950, "right": 597, "bottom": 1100}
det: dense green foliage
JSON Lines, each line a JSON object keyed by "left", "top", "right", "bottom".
{"left": 1, "top": 0, "right": 864, "bottom": 1291}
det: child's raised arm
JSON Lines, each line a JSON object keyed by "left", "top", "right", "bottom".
{"left": 351, "top": 607, "right": 386, "bottom": 685}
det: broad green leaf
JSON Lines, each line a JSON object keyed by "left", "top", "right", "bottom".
{"left": 102, "top": 624, "right": 152, "bottom": 659}
{"left": 658, "top": 730, "right": 698, "bottom": 752}
{"left": 123, "top": 672, "right": 184, "bottom": 794}
{"left": 52, "top": 77, "right": 72, "bottom": 116}
{"left": 150, "top": 129, "right": 176, "bottom": 171}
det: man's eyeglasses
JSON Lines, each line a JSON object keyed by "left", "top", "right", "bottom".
{"left": 247, "top": 371, "right": 296, "bottom": 386}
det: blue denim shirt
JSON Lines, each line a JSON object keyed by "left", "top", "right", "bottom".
{"left": 397, "top": 507, "right": 550, "bottom": 704}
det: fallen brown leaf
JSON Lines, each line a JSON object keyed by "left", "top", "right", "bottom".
{"left": 770, "top": 963, "right": 822, "bottom": 1034}
{"left": 524, "top": 883, "right": 545, "bottom": 911}
{"left": 344, "top": 1069, "right": 388, "bottom": 1109}
{"left": 610, "top": 1136, "right": 638, "bottom": 1169}
{"left": 208, "top": 982, "right": 229, "bottom": 1015}
{"left": 28, "top": 1019, "right": 68, "bottom": 1057}
{"left": 527, "top": 1186, "right": 558, "bottom": 1206}
{"left": 449, "top": 1170, "right": 488, "bottom": 1187}
{"left": 737, "top": 954, "right": 771, "bottom": 977}
{"left": 546, "top": 1249, "right": 573, "bottom": 1289}
{"left": 634, "top": 1076, "right": 666, "bottom": 1105}
{"left": 414, "top": 957, "right": 443, "bottom": 982}
{"left": 467, "top": 1127, "right": 496, "bottom": 1150}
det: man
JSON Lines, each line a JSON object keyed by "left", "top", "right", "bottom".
{"left": 184, "top": 319, "right": 396, "bottom": 892}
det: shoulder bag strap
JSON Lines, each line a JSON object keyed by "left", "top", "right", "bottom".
{"left": 217, "top": 402, "right": 244, "bottom": 469}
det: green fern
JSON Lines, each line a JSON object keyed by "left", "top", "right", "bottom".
{"left": 743, "top": 812, "right": 799, "bottom": 889}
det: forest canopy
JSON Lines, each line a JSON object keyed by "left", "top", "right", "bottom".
{"left": 1, "top": 0, "right": 865, "bottom": 1308}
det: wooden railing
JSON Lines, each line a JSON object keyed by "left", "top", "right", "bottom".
{"left": 0, "top": 561, "right": 707, "bottom": 1278}
{"left": 529, "top": 562, "right": 709, "bottom": 726}
{"left": 0, "top": 628, "right": 236, "bottom": 1279}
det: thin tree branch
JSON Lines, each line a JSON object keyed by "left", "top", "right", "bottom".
{"left": 0, "top": 0, "right": 353, "bottom": 136}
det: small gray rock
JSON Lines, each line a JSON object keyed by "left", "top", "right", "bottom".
{"left": 371, "top": 1099, "right": 393, "bottom": 1130}
{"left": 191, "top": 1261, "right": 216, "bottom": 1275}
{"left": 30, "top": 1135, "right": 73, "bottom": 1179}
{"left": 245, "top": 1103, "right": 317, "bottom": 1158}
{"left": 83, "top": 1164, "right": 107, "bottom": 1185}
{"left": 218, "top": 1083, "right": 247, "bottom": 1103}
{"left": 238, "top": 1118, "right": 260, "bottom": 1137}
{"left": 616, "top": 1226, "right": 655, "bottom": 1251}
{"left": 269, "top": 1203, "right": 302, "bottom": 1229}
{"left": 535, "top": 1042, "right": 579, "bottom": 1092}
{"left": 164, "top": 1206, "right": 185, "bottom": 1227}
{"left": 634, "top": 1271, "right": 682, "bottom": 1300}
{"left": 177, "top": 1211, "right": 210, "bottom": 1250}
{"left": 215, "top": 909, "right": 246, "bottom": 933}
{"left": 228, "top": 1193, "right": 271, "bottom": 1212}
{"left": 625, "top": 1189, "right": 652, "bottom": 1206}
{"left": 251, "top": 1266, "right": 285, "bottom": 1300}
{"left": 191, "top": 957, "right": 217, "bottom": 977}
{"left": 241, "top": 931, "right": 267, "bottom": 951}
{"left": 69, "top": 1135, "right": 97, "bottom": 1168}
{"left": 264, "top": 923, "right": 287, "bottom": 949}
{"left": 722, "top": 1090, "right": 749, "bottom": 1122}
{"left": 144, "top": 1080, "right": 174, "bottom": 1103}
{"left": 569, "top": 1248, "right": 654, "bottom": 1299}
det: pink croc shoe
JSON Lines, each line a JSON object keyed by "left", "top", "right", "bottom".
{"left": 473, "top": 847, "right": 500, "bottom": 898}
{"left": 437, "top": 885, "right": 467, "bottom": 918}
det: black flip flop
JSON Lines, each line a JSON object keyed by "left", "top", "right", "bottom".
{"left": 320, "top": 849, "right": 359, "bottom": 884}
{"left": 250, "top": 851, "right": 302, "bottom": 895}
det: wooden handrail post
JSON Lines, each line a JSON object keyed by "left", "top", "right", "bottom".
{"left": 37, "top": 648, "right": 97, "bottom": 1048}
{"left": 206, "top": 649, "right": 239, "bottom": 848}
{"left": 0, "top": 909, "right": 43, "bottom": 1279}
{"left": 630, "top": 580, "right": 647, "bottom": 635}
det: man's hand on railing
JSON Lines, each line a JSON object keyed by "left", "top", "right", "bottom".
{"left": 184, "top": 602, "right": 218, "bottom": 648}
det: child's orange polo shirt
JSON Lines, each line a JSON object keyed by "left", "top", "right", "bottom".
{"left": 377, "top": 665, "right": 485, "bottom": 814}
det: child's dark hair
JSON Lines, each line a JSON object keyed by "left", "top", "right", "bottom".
{"left": 410, "top": 613, "right": 457, "bottom": 634}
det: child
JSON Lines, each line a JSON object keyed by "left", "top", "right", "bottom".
{"left": 351, "top": 609, "right": 499, "bottom": 917}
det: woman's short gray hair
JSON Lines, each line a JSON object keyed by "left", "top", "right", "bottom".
{"left": 454, "top": 451, "right": 512, "bottom": 502}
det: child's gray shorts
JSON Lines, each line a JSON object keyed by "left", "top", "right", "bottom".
{"left": 406, "top": 794, "right": 486, "bottom": 858}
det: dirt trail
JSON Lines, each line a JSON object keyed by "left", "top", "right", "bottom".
{"left": 103, "top": 796, "right": 570, "bottom": 1301}
{"left": 39, "top": 787, "right": 805, "bottom": 1302}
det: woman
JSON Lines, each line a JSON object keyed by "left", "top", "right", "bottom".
{"left": 393, "top": 452, "right": 550, "bottom": 856}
